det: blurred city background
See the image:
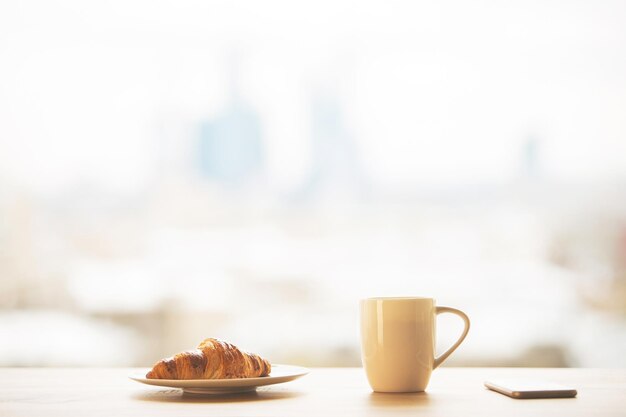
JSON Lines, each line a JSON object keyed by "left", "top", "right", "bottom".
{"left": 1, "top": 0, "right": 626, "bottom": 368}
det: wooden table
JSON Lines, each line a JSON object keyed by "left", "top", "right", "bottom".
{"left": 1, "top": 368, "right": 625, "bottom": 417}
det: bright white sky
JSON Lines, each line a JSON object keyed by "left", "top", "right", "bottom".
{"left": 1, "top": 0, "right": 625, "bottom": 193}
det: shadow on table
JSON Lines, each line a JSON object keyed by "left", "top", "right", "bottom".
{"left": 368, "top": 391, "right": 432, "bottom": 408}
{"left": 133, "top": 388, "right": 303, "bottom": 403}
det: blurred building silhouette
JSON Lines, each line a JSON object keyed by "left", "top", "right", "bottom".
{"left": 197, "top": 56, "right": 264, "bottom": 185}
{"left": 296, "top": 92, "right": 368, "bottom": 200}
{"left": 521, "top": 135, "right": 541, "bottom": 180}
{"left": 198, "top": 105, "right": 263, "bottom": 184}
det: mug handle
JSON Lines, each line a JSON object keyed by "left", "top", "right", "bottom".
{"left": 433, "top": 306, "right": 470, "bottom": 369}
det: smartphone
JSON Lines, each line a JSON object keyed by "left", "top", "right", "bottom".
{"left": 484, "top": 379, "right": 577, "bottom": 399}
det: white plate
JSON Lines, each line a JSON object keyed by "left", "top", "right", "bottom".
{"left": 129, "top": 364, "right": 309, "bottom": 395}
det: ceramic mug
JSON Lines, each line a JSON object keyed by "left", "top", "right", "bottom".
{"left": 360, "top": 297, "right": 470, "bottom": 392}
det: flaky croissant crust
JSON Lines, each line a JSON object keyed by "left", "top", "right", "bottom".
{"left": 146, "top": 338, "right": 271, "bottom": 380}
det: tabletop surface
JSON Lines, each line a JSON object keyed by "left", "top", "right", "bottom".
{"left": 1, "top": 367, "right": 625, "bottom": 417}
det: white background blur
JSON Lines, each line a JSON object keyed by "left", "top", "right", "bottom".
{"left": 1, "top": 0, "right": 626, "bottom": 368}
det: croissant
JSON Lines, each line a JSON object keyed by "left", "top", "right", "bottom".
{"left": 146, "top": 338, "right": 271, "bottom": 379}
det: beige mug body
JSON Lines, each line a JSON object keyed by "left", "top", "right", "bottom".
{"left": 360, "top": 297, "right": 470, "bottom": 393}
